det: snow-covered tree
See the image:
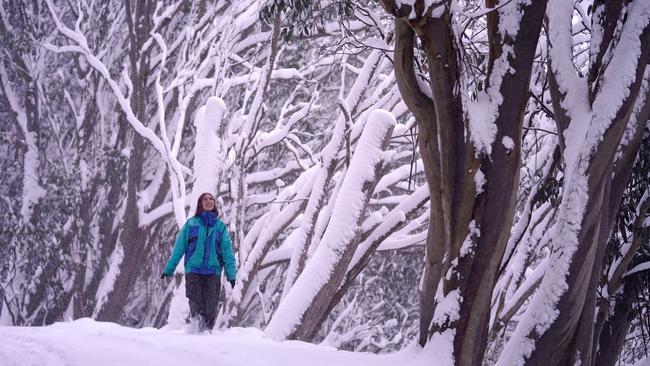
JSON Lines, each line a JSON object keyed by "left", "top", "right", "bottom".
{"left": 498, "top": 1, "right": 650, "bottom": 364}
{"left": 1, "top": 1, "right": 427, "bottom": 351}
{"left": 378, "top": 1, "right": 548, "bottom": 364}
{"left": 2, "top": 0, "right": 649, "bottom": 363}
{"left": 379, "top": 0, "right": 650, "bottom": 364}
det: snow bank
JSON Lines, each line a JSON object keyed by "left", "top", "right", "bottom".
{"left": 0, "top": 319, "right": 425, "bottom": 366}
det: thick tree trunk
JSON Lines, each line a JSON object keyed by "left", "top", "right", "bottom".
{"left": 96, "top": 130, "right": 147, "bottom": 322}
{"left": 516, "top": 22, "right": 650, "bottom": 366}
{"left": 447, "top": 4, "right": 547, "bottom": 363}
{"left": 95, "top": 0, "right": 154, "bottom": 321}
{"left": 391, "top": 19, "right": 444, "bottom": 345}
{"left": 81, "top": 134, "right": 128, "bottom": 317}
{"left": 383, "top": 2, "right": 547, "bottom": 364}
{"left": 522, "top": 98, "right": 647, "bottom": 366}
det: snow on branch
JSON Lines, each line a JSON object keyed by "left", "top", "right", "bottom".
{"left": 349, "top": 184, "right": 429, "bottom": 272}
{"left": 279, "top": 49, "right": 386, "bottom": 298}
{"left": 0, "top": 63, "right": 46, "bottom": 221}
{"left": 43, "top": 3, "right": 180, "bottom": 165}
{"left": 588, "top": 2, "right": 650, "bottom": 155}
{"left": 265, "top": 109, "right": 397, "bottom": 341}
{"left": 624, "top": 261, "right": 650, "bottom": 278}
{"left": 607, "top": 191, "right": 650, "bottom": 294}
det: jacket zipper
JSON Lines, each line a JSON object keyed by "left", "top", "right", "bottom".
{"left": 202, "top": 228, "right": 209, "bottom": 268}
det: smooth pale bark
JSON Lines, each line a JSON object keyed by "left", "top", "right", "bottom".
{"left": 391, "top": 18, "right": 444, "bottom": 346}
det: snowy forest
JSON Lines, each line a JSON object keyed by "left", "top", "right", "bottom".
{"left": 1, "top": 0, "right": 649, "bottom": 365}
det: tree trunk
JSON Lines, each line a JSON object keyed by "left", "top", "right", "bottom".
{"left": 95, "top": 129, "right": 147, "bottom": 322}
{"left": 95, "top": 0, "right": 154, "bottom": 321}
{"left": 503, "top": 4, "right": 650, "bottom": 362}
{"left": 381, "top": 1, "right": 547, "bottom": 363}
{"left": 594, "top": 281, "right": 637, "bottom": 366}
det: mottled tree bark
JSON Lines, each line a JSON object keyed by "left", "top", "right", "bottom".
{"left": 379, "top": 1, "right": 548, "bottom": 364}
{"left": 516, "top": 3, "right": 650, "bottom": 363}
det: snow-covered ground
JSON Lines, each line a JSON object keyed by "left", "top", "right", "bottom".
{"left": 0, "top": 319, "right": 423, "bottom": 366}
{"left": 2, "top": 319, "right": 649, "bottom": 366}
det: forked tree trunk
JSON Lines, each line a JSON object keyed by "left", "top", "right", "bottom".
{"left": 379, "top": 1, "right": 547, "bottom": 364}
{"left": 499, "top": 1, "right": 650, "bottom": 363}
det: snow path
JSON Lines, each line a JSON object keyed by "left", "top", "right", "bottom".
{"left": 0, "top": 319, "right": 418, "bottom": 366}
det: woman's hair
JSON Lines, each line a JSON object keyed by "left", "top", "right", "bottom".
{"left": 194, "top": 192, "right": 220, "bottom": 216}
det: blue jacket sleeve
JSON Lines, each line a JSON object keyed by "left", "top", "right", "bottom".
{"left": 220, "top": 225, "right": 237, "bottom": 281}
{"left": 163, "top": 221, "right": 189, "bottom": 276}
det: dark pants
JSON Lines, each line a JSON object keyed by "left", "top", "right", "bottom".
{"left": 185, "top": 273, "right": 220, "bottom": 331}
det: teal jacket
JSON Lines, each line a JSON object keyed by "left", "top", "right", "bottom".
{"left": 163, "top": 216, "right": 237, "bottom": 280}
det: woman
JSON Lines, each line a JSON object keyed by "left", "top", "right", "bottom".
{"left": 161, "top": 192, "right": 237, "bottom": 332}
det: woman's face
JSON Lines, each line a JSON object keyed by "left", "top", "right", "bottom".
{"left": 201, "top": 194, "right": 215, "bottom": 211}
